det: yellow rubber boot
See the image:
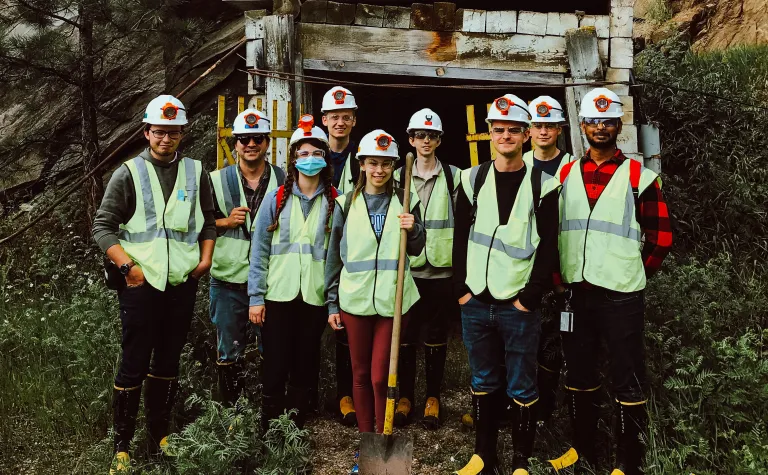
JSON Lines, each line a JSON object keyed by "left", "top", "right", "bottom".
{"left": 339, "top": 396, "right": 357, "bottom": 427}
{"left": 512, "top": 470, "right": 529, "bottom": 475}
{"left": 109, "top": 452, "right": 130, "bottom": 474}
{"left": 548, "top": 447, "right": 579, "bottom": 472}
{"left": 610, "top": 470, "right": 626, "bottom": 475}
{"left": 393, "top": 397, "right": 412, "bottom": 427}
{"left": 460, "top": 412, "right": 474, "bottom": 431}
{"left": 422, "top": 397, "right": 440, "bottom": 430}
{"left": 454, "top": 454, "right": 485, "bottom": 475}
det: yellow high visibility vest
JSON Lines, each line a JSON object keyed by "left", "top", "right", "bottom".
{"left": 336, "top": 152, "right": 356, "bottom": 194}
{"left": 523, "top": 150, "right": 574, "bottom": 178}
{"left": 558, "top": 159, "right": 661, "bottom": 292}
{"left": 460, "top": 163, "right": 559, "bottom": 300}
{"left": 265, "top": 191, "right": 330, "bottom": 306}
{"left": 336, "top": 191, "right": 420, "bottom": 317}
{"left": 119, "top": 156, "right": 203, "bottom": 292}
{"left": 210, "top": 164, "right": 279, "bottom": 283}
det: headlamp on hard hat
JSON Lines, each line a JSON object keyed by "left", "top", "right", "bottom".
{"left": 244, "top": 112, "right": 261, "bottom": 128}
{"left": 495, "top": 97, "right": 511, "bottom": 115}
{"left": 594, "top": 95, "right": 623, "bottom": 113}
{"left": 333, "top": 89, "right": 347, "bottom": 104}
{"left": 535, "top": 102, "right": 562, "bottom": 118}
{"left": 375, "top": 134, "right": 393, "bottom": 151}
{"left": 161, "top": 103, "right": 184, "bottom": 120}
{"left": 298, "top": 114, "right": 315, "bottom": 136}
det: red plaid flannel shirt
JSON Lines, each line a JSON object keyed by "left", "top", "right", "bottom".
{"left": 581, "top": 149, "right": 673, "bottom": 277}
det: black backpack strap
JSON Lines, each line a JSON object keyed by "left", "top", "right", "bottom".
{"left": 394, "top": 187, "right": 405, "bottom": 208}
{"left": 531, "top": 167, "right": 543, "bottom": 216}
{"left": 349, "top": 152, "right": 360, "bottom": 187}
{"left": 470, "top": 160, "right": 493, "bottom": 226}
{"left": 442, "top": 161, "right": 456, "bottom": 199}
{"left": 271, "top": 163, "right": 286, "bottom": 186}
{"left": 224, "top": 165, "right": 241, "bottom": 212}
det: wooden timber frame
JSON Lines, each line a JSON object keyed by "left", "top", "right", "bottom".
{"left": 243, "top": 0, "right": 654, "bottom": 171}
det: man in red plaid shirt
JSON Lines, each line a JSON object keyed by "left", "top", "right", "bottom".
{"left": 550, "top": 88, "right": 672, "bottom": 475}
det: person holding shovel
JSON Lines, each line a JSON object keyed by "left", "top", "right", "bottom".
{"left": 248, "top": 116, "right": 336, "bottom": 431}
{"left": 325, "top": 129, "right": 425, "bottom": 473}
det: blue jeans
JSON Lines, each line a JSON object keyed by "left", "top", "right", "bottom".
{"left": 209, "top": 277, "right": 261, "bottom": 362}
{"left": 461, "top": 297, "right": 540, "bottom": 403}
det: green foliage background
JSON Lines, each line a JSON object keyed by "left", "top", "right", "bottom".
{"left": 1, "top": 37, "right": 767, "bottom": 474}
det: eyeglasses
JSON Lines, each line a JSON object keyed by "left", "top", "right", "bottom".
{"left": 583, "top": 118, "right": 619, "bottom": 128}
{"left": 150, "top": 129, "right": 182, "bottom": 140}
{"left": 491, "top": 126, "right": 527, "bottom": 136}
{"left": 296, "top": 149, "right": 326, "bottom": 158}
{"left": 412, "top": 131, "right": 441, "bottom": 140}
{"left": 531, "top": 123, "right": 560, "bottom": 130}
{"left": 363, "top": 159, "right": 394, "bottom": 170}
{"left": 236, "top": 135, "right": 268, "bottom": 145}
{"left": 326, "top": 114, "right": 354, "bottom": 123}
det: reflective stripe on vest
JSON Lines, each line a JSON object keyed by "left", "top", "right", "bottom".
{"left": 336, "top": 153, "right": 355, "bottom": 195}
{"left": 119, "top": 156, "right": 203, "bottom": 291}
{"left": 210, "top": 164, "right": 279, "bottom": 283}
{"left": 408, "top": 164, "right": 460, "bottom": 268}
{"left": 558, "top": 158, "right": 660, "bottom": 292}
{"left": 523, "top": 150, "right": 574, "bottom": 179}
{"left": 265, "top": 192, "right": 330, "bottom": 306}
{"left": 460, "top": 163, "right": 552, "bottom": 300}
{"left": 337, "top": 191, "right": 420, "bottom": 317}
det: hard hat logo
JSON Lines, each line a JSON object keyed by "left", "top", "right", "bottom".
{"left": 299, "top": 114, "right": 315, "bottom": 136}
{"left": 375, "top": 134, "right": 392, "bottom": 151}
{"left": 425, "top": 115, "right": 433, "bottom": 126}
{"left": 536, "top": 103, "right": 552, "bottom": 117}
{"left": 161, "top": 103, "right": 181, "bottom": 120}
{"left": 333, "top": 89, "right": 347, "bottom": 104}
{"left": 495, "top": 97, "right": 511, "bottom": 116}
{"left": 244, "top": 113, "right": 260, "bottom": 127}
{"left": 594, "top": 95, "right": 621, "bottom": 113}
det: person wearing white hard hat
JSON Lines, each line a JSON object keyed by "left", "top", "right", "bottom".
{"left": 325, "top": 130, "right": 425, "bottom": 444}
{"left": 92, "top": 94, "right": 217, "bottom": 473}
{"left": 208, "top": 108, "right": 285, "bottom": 406}
{"left": 391, "top": 108, "right": 461, "bottom": 430}
{"left": 452, "top": 94, "right": 561, "bottom": 475}
{"left": 246, "top": 115, "right": 335, "bottom": 432}
{"left": 524, "top": 96, "right": 574, "bottom": 178}
{"left": 549, "top": 87, "right": 672, "bottom": 475}
{"left": 321, "top": 86, "right": 360, "bottom": 427}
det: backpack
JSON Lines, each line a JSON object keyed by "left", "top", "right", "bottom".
{"left": 224, "top": 163, "right": 286, "bottom": 241}
{"left": 275, "top": 184, "right": 339, "bottom": 220}
{"left": 469, "top": 161, "right": 542, "bottom": 226}
{"left": 396, "top": 160, "right": 456, "bottom": 201}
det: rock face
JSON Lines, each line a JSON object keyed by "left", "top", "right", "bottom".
{"left": 635, "top": 0, "right": 768, "bottom": 51}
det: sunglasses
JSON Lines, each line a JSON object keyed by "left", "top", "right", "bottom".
{"left": 491, "top": 126, "right": 527, "bottom": 136}
{"left": 412, "top": 131, "right": 441, "bottom": 140}
{"left": 150, "top": 129, "right": 182, "bottom": 140}
{"left": 236, "top": 135, "right": 268, "bottom": 145}
{"left": 583, "top": 118, "right": 620, "bottom": 128}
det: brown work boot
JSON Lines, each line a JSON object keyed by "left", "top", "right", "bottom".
{"left": 422, "top": 397, "right": 441, "bottom": 430}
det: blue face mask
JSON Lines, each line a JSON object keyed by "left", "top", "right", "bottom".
{"left": 295, "top": 157, "right": 327, "bottom": 176}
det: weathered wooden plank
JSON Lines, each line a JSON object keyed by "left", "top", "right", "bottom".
{"left": 433, "top": 2, "right": 456, "bottom": 31}
{"left": 610, "top": 37, "right": 634, "bottom": 68}
{"left": 326, "top": 1, "right": 355, "bottom": 24}
{"left": 611, "top": 0, "right": 636, "bottom": 8}
{"left": 517, "top": 11, "right": 547, "bottom": 36}
{"left": 298, "top": 23, "right": 569, "bottom": 73}
{"left": 486, "top": 11, "right": 517, "bottom": 34}
{"left": 303, "top": 58, "right": 565, "bottom": 84}
{"left": 301, "top": 0, "right": 327, "bottom": 23}
{"left": 455, "top": 9, "right": 486, "bottom": 33}
{"left": 617, "top": 124, "right": 638, "bottom": 153}
{"left": 579, "top": 15, "right": 610, "bottom": 38}
{"left": 383, "top": 5, "right": 410, "bottom": 29}
{"left": 598, "top": 38, "right": 609, "bottom": 63}
{"left": 264, "top": 14, "right": 294, "bottom": 168}
{"left": 565, "top": 27, "right": 604, "bottom": 160}
{"left": 245, "top": 10, "right": 267, "bottom": 39}
{"left": 246, "top": 11, "right": 267, "bottom": 93}
{"left": 273, "top": 0, "right": 300, "bottom": 16}
{"left": 410, "top": 3, "right": 433, "bottom": 30}
{"left": 355, "top": 4, "right": 384, "bottom": 27}
{"left": 610, "top": 6, "right": 634, "bottom": 38}
{"left": 546, "top": 12, "right": 579, "bottom": 36}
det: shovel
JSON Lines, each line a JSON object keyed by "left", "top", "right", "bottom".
{"left": 358, "top": 152, "right": 416, "bottom": 475}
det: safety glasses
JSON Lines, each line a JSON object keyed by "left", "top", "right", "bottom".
{"left": 491, "top": 126, "right": 527, "bottom": 136}
{"left": 363, "top": 159, "right": 394, "bottom": 170}
{"left": 236, "top": 135, "right": 268, "bottom": 145}
{"left": 412, "top": 131, "right": 441, "bottom": 140}
{"left": 531, "top": 123, "right": 560, "bottom": 130}
{"left": 583, "top": 118, "right": 620, "bottom": 128}
{"left": 150, "top": 129, "right": 182, "bottom": 140}
{"left": 296, "top": 150, "right": 326, "bottom": 158}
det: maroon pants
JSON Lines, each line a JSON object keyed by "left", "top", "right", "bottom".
{"left": 341, "top": 311, "right": 409, "bottom": 433}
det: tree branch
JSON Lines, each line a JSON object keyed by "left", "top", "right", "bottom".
{"left": 12, "top": 0, "right": 83, "bottom": 29}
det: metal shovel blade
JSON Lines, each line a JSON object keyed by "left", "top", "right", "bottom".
{"left": 358, "top": 432, "right": 413, "bottom": 474}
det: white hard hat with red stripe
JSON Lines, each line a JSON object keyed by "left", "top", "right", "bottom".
{"left": 407, "top": 108, "right": 443, "bottom": 134}
{"left": 486, "top": 94, "right": 531, "bottom": 125}
{"left": 289, "top": 114, "right": 329, "bottom": 147}
{"left": 529, "top": 96, "right": 566, "bottom": 123}
{"left": 580, "top": 88, "right": 624, "bottom": 119}
{"left": 232, "top": 108, "right": 271, "bottom": 135}
{"left": 143, "top": 95, "right": 188, "bottom": 126}
{"left": 321, "top": 86, "right": 358, "bottom": 113}
{"left": 356, "top": 129, "right": 399, "bottom": 160}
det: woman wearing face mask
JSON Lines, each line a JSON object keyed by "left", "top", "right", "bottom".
{"left": 248, "top": 115, "right": 337, "bottom": 431}
{"left": 325, "top": 129, "right": 426, "bottom": 472}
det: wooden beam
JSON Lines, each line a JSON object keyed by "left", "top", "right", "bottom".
{"left": 565, "top": 27, "right": 604, "bottom": 160}
{"left": 273, "top": 0, "right": 300, "bottom": 16}
{"left": 303, "top": 58, "right": 565, "bottom": 84}
{"left": 355, "top": 3, "right": 384, "bottom": 27}
{"left": 298, "top": 23, "right": 569, "bottom": 73}
{"left": 410, "top": 3, "right": 433, "bottom": 30}
{"left": 433, "top": 2, "right": 456, "bottom": 31}
{"left": 326, "top": 1, "right": 355, "bottom": 24}
{"left": 383, "top": 6, "right": 410, "bottom": 29}
{"left": 455, "top": 9, "right": 486, "bottom": 33}
{"left": 264, "top": 14, "right": 294, "bottom": 168}
{"left": 245, "top": 10, "right": 267, "bottom": 93}
{"left": 301, "top": 0, "right": 327, "bottom": 23}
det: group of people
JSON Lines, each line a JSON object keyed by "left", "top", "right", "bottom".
{"left": 93, "top": 84, "right": 672, "bottom": 475}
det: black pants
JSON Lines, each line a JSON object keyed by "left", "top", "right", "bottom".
{"left": 115, "top": 278, "right": 198, "bottom": 389}
{"left": 402, "top": 277, "right": 454, "bottom": 346}
{"left": 561, "top": 287, "right": 647, "bottom": 403}
{"left": 261, "top": 298, "right": 327, "bottom": 400}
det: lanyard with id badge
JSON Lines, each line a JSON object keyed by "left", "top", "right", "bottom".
{"left": 560, "top": 288, "right": 574, "bottom": 333}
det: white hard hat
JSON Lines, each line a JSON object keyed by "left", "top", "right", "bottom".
{"left": 407, "top": 108, "right": 443, "bottom": 134}
{"left": 486, "top": 94, "right": 531, "bottom": 125}
{"left": 321, "top": 86, "right": 358, "bottom": 113}
{"left": 580, "top": 88, "right": 624, "bottom": 119}
{"left": 289, "top": 114, "right": 329, "bottom": 147}
{"left": 143, "top": 95, "right": 187, "bottom": 126}
{"left": 233, "top": 108, "right": 271, "bottom": 135}
{"left": 529, "top": 96, "right": 566, "bottom": 123}
{"left": 356, "top": 129, "right": 399, "bottom": 160}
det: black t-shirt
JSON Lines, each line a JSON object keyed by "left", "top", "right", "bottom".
{"left": 533, "top": 150, "right": 567, "bottom": 178}
{"left": 331, "top": 141, "right": 357, "bottom": 188}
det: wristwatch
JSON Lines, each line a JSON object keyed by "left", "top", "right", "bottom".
{"left": 119, "top": 261, "right": 135, "bottom": 276}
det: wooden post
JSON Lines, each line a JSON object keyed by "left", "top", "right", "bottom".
{"left": 245, "top": 10, "right": 267, "bottom": 94}
{"left": 264, "top": 14, "right": 295, "bottom": 168}
{"left": 565, "top": 27, "right": 604, "bottom": 160}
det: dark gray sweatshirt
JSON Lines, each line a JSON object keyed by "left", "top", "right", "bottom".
{"left": 92, "top": 148, "right": 217, "bottom": 252}
{"left": 325, "top": 190, "right": 426, "bottom": 315}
